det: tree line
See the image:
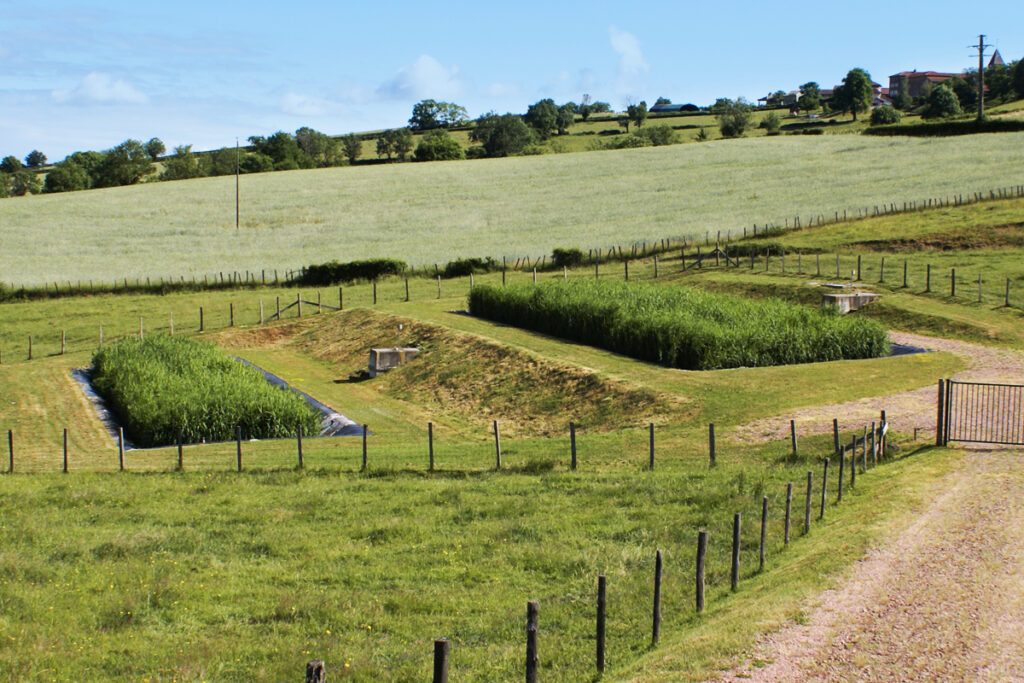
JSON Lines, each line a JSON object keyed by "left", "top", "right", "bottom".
{"left": 4, "top": 57, "right": 1022, "bottom": 198}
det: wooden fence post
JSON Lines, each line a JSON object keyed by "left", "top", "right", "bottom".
{"left": 951, "top": 268, "right": 956, "bottom": 297}
{"left": 784, "top": 482, "right": 792, "bottom": 544}
{"left": 437, "top": 275, "right": 442, "bottom": 299}
{"left": 937, "top": 378, "right": 946, "bottom": 448}
{"left": 926, "top": 264, "right": 931, "bottom": 293}
{"left": 373, "top": 280, "right": 378, "bottom": 305}
{"left": 7, "top": 430, "right": 13, "bottom": 473}
{"left": 177, "top": 433, "right": 184, "bottom": 471}
{"left": 305, "top": 660, "right": 326, "bottom": 683}
{"left": 236, "top": 426, "right": 242, "bottom": 472}
{"left": 405, "top": 278, "right": 410, "bottom": 302}
{"left": 759, "top": 496, "right": 768, "bottom": 572}
{"left": 297, "top": 425, "right": 304, "bottom": 469}
{"left": 596, "top": 575, "right": 606, "bottom": 673}
{"left": 648, "top": 422, "right": 655, "bottom": 470}
{"left": 569, "top": 421, "right": 577, "bottom": 470}
{"left": 200, "top": 306, "right": 205, "bottom": 332}
{"left": 298, "top": 293, "right": 303, "bottom": 317}
{"left": 433, "top": 639, "right": 450, "bottom": 683}
{"left": 1006, "top": 279, "right": 1011, "bottom": 307}
{"left": 709, "top": 423, "right": 716, "bottom": 467}
{"left": 28, "top": 335, "right": 32, "bottom": 360}
{"left": 317, "top": 291, "right": 322, "bottom": 314}
{"left": 696, "top": 530, "right": 707, "bottom": 612}
{"left": 838, "top": 446, "right": 845, "bottom": 501}
{"left": 803, "top": 471, "right": 812, "bottom": 534}
{"left": 62, "top": 428, "right": 68, "bottom": 473}
{"left": 850, "top": 446, "right": 857, "bottom": 487}
{"left": 790, "top": 419, "right": 798, "bottom": 458}
{"left": 426, "top": 422, "right": 434, "bottom": 471}
{"left": 117, "top": 427, "right": 125, "bottom": 471}
{"left": 832, "top": 418, "right": 840, "bottom": 453}
{"left": 652, "top": 549, "right": 663, "bottom": 645}
{"left": 730, "top": 513, "right": 741, "bottom": 591}
{"left": 362, "top": 424, "right": 368, "bottom": 471}
{"left": 493, "top": 420, "right": 502, "bottom": 470}
{"left": 819, "top": 458, "right": 829, "bottom": 519}
{"left": 624, "top": 260, "right": 629, "bottom": 281}
{"left": 903, "top": 260, "right": 908, "bottom": 288}
{"left": 525, "top": 601, "right": 539, "bottom": 683}
{"left": 61, "top": 330, "right": 66, "bottom": 355}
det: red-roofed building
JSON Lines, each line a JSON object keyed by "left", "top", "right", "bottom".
{"left": 888, "top": 70, "right": 960, "bottom": 100}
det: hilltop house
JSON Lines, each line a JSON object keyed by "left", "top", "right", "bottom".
{"left": 888, "top": 70, "right": 960, "bottom": 100}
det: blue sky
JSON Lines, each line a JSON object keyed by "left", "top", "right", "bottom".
{"left": 1, "top": 0, "right": 1021, "bottom": 159}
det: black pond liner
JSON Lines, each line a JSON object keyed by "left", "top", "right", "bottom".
{"left": 72, "top": 360, "right": 364, "bottom": 451}
{"left": 889, "top": 342, "right": 929, "bottom": 357}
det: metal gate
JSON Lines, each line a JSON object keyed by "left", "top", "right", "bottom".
{"left": 941, "top": 379, "right": 1024, "bottom": 446}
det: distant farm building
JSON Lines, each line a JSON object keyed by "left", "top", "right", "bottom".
{"left": 888, "top": 70, "right": 960, "bottom": 100}
{"left": 649, "top": 103, "right": 700, "bottom": 113}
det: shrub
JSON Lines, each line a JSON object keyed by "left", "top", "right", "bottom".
{"left": 442, "top": 257, "right": 498, "bottom": 277}
{"left": 414, "top": 130, "right": 465, "bottom": 162}
{"left": 551, "top": 248, "right": 584, "bottom": 268}
{"left": 605, "top": 135, "right": 652, "bottom": 150}
{"left": 922, "top": 84, "right": 962, "bottom": 120}
{"left": 634, "top": 125, "right": 679, "bottom": 146}
{"left": 759, "top": 112, "right": 782, "bottom": 134}
{"left": 870, "top": 105, "right": 903, "bottom": 125}
{"left": 91, "top": 336, "right": 320, "bottom": 447}
{"left": 297, "top": 259, "right": 407, "bottom": 285}
{"left": 468, "top": 280, "right": 889, "bottom": 370}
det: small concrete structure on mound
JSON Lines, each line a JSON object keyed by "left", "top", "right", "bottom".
{"left": 369, "top": 347, "right": 420, "bottom": 377}
{"left": 822, "top": 291, "right": 880, "bottom": 314}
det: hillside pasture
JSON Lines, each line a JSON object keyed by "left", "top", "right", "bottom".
{"left": 1, "top": 133, "right": 1023, "bottom": 286}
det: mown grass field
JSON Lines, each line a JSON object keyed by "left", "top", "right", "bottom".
{"left": 2, "top": 132, "right": 1023, "bottom": 287}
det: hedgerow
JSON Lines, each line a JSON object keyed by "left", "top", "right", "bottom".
{"left": 91, "top": 336, "right": 320, "bottom": 447}
{"left": 468, "top": 281, "right": 889, "bottom": 370}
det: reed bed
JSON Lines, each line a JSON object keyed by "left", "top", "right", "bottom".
{"left": 468, "top": 280, "right": 890, "bottom": 370}
{"left": 91, "top": 336, "right": 320, "bottom": 447}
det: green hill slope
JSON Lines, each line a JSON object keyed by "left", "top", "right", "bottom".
{"left": 2, "top": 133, "right": 1023, "bottom": 286}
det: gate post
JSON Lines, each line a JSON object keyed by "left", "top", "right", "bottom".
{"left": 936, "top": 379, "right": 945, "bottom": 446}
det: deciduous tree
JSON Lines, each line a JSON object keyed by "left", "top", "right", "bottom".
{"left": 831, "top": 68, "right": 873, "bottom": 121}
{"left": 144, "top": 138, "right": 166, "bottom": 160}
{"left": 24, "top": 150, "right": 47, "bottom": 168}
{"left": 341, "top": 134, "right": 362, "bottom": 164}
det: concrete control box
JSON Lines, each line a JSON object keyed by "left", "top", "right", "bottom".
{"left": 368, "top": 347, "right": 420, "bottom": 378}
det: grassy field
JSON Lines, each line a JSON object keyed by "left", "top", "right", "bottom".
{"left": 2, "top": 133, "right": 1023, "bottom": 287}
{"left": 0, "top": 165, "right": 1018, "bottom": 679}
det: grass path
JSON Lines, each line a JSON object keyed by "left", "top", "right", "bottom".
{"left": 717, "top": 448, "right": 1024, "bottom": 682}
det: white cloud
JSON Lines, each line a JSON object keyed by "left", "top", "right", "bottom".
{"left": 280, "top": 92, "right": 343, "bottom": 117}
{"left": 377, "top": 55, "right": 464, "bottom": 100}
{"left": 608, "top": 26, "right": 649, "bottom": 78}
{"left": 485, "top": 82, "right": 520, "bottom": 98}
{"left": 52, "top": 72, "right": 147, "bottom": 104}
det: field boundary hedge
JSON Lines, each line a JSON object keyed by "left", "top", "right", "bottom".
{"left": 864, "top": 118, "right": 1024, "bottom": 137}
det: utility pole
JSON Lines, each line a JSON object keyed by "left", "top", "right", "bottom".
{"left": 235, "top": 137, "right": 240, "bottom": 229}
{"left": 972, "top": 34, "right": 992, "bottom": 121}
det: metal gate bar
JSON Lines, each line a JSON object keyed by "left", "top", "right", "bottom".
{"left": 943, "top": 380, "right": 1024, "bottom": 446}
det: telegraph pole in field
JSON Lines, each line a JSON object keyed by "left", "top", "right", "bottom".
{"left": 972, "top": 34, "right": 992, "bottom": 121}
{"left": 235, "top": 137, "right": 240, "bottom": 229}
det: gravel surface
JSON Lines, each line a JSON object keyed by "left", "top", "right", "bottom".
{"left": 718, "top": 451, "right": 1024, "bottom": 682}
{"left": 731, "top": 332, "right": 1024, "bottom": 446}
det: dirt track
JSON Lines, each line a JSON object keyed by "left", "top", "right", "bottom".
{"left": 718, "top": 451, "right": 1024, "bottom": 682}
{"left": 718, "top": 334, "right": 1024, "bottom": 681}
{"left": 732, "top": 332, "right": 1024, "bottom": 445}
